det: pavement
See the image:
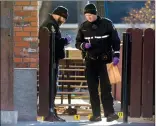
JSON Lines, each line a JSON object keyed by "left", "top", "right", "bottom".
{"left": 1, "top": 116, "right": 155, "bottom": 126}
{"left": 1, "top": 121, "right": 154, "bottom": 126}
{"left": 2, "top": 100, "right": 155, "bottom": 126}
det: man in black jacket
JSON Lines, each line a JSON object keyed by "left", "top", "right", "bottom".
{"left": 40, "top": 6, "right": 71, "bottom": 122}
{"left": 75, "top": 3, "right": 120, "bottom": 122}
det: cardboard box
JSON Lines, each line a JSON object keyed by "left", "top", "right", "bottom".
{"left": 65, "top": 48, "right": 82, "bottom": 59}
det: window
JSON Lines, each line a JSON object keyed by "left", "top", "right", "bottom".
{"left": 104, "top": 1, "right": 146, "bottom": 23}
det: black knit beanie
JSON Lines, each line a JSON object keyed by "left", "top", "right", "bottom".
{"left": 52, "top": 6, "right": 68, "bottom": 19}
{"left": 84, "top": 3, "right": 97, "bottom": 15}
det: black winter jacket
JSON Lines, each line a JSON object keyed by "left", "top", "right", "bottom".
{"left": 40, "top": 14, "right": 68, "bottom": 61}
{"left": 75, "top": 16, "right": 120, "bottom": 62}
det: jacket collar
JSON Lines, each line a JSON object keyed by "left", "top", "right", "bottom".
{"left": 91, "top": 16, "right": 101, "bottom": 24}
{"left": 48, "top": 13, "right": 59, "bottom": 30}
{"left": 87, "top": 15, "right": 101, "bottom": 25}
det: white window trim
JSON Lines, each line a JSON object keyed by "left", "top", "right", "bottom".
{"left": 60, "top": 23, "right": 155, "bottom": 29}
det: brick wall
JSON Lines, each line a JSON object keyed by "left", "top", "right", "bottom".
{"left": 13, "top": 1, "right": 39, "bottom": 68}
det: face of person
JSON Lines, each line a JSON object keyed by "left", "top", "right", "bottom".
{"left": 57, "top": 16, "right": 66, "bottom": 26}
{"left": 85, "top": 13, "right": 97, "bottom": 22}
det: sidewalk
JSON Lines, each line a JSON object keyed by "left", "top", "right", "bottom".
{"left": 1, "top": 121, "right": 79, "bottom": 126}
{"left": 2, "top": 100, "right": 154, "bottom": 126}
{"left": 1, "top": 120, "right": 154, "bottom": 126}
{"left": 2, "top": 116, "right": 154, "bottom": 126}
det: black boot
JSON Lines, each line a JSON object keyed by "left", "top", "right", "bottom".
{"left": 44, "top": 113, "right": 62, "bottom": 122}
{"left": 106, "top": 113, "right": 119, "bottom": 122}
{"left": 89, "top": 115, "right": 101, "bottom": 122}
{"left": 54, "top": 108, "right": 66, "bottom": 122}
{"left": 44, "top": 108, "right": 66, "bottom": 122}
{"left": 55, "top": 115, "right": 66, "bottom": 122}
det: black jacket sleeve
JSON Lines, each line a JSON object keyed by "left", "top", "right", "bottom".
{"left": 107, "top": 20, "right": 121, "bottom": 58}
{"left": 60, "top": 38, "right": 68, "bottom": 46}
{"left": 55, "top": 37, "right": 68, "bottom": 51}
{"left": 75, "top": 24, "right": 86, "bottom": 51}
{"left": 42, "top": 21, "right": 68, "bottom": 47}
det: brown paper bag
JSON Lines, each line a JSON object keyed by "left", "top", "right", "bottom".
{"left": 107, "top": 63, "right": 121, "bottom": 84}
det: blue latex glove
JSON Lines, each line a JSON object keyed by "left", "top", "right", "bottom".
{"left": 84, "top": 43, "right": 91, "bottom": 49}
{"left": 66, "top": 35, "right": 72, "bottom": 43}
{"left": 113, "top": 57, "right": 119, "bottom": 65}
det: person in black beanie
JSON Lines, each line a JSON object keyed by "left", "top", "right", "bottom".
{"left": 39, "top": 6, "right": 72, "bottom": 122}
{"left": 75, "top": 3, "right": 120, "bottom": 122}
{"left": 52, "top": 6, "right": 69, "bottom": 26}
{"left": 84, "top": 3, "right": 97, "bottom": 15}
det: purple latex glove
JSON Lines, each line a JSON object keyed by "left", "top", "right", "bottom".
{"left": 113, "top": 57, "right": 119, "bottom": 65}
{"left": 66, "top": 35, "right": 72, "bottom": 43}
{"left": 85, "top": 43, "right": 91, "bottom": 49}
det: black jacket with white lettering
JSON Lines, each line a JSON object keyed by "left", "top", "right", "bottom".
{"left": 75, "top": 16, "right": 120, "bottom": 62}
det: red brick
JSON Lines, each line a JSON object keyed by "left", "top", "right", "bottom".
{"left": 31, "top": 22, "right": 38, "bottom": 27}
{"left": 24, "top": 27, "right": 37, "bottom": 32}
{"left": 23, "top": 37, "right": 38, "bottom": 42}
{"left": 15, "top": 2, "right": 30, "bottom": 6}
{"left": 16, "top": 32, "right": 30, "bottom": 36}
{"left": 14, "top": 11, "right": 31, "bottom": 16}
{"left": 14, "top": 37, "right": 22, "bottom": 42}
{"left": 14, "top": 27, "right": 23, "bottom": 32}
{"left": 31, "top": 32, "right": 38, "bottom": 37}
{"left": 24, "top": 17, "right": 38, "bottom": 22}
{"left": 13, "top": 16, "right": 23, "bottom": 21}
{"left": 30, "top": 63, "right": 38, "bottom": 68}
{"left": 23, "top": 6, "right": 37, "bottom": 11}
{"left": 15, "top": 63, "right": 29, "bottom": 68}
{"left": 31, "top": 11, "right": 37, "bottom": 16}
{"left": 30, "top": 53, "right": 39, "bottom": 58}
{"left": 14, "top": 47, "right": 22, "bottom": 56}
{"left": 14, "top": 6, "right": 23, "bottom": 11}
{"left": 20, "top": 49, "right": 30, "bottom": 57}
{"left": 14, "top": 58, "right": 22, "bottom": 63}
{"left": 14, "top": 22, "right": 31, "bottom": 27}
{"left": 23, "top": 58, "right": 37, "bottom": 63}
{"left": 15, "top": 42, "right": 30, "bottom": 47}
{"left": 23, "top": 58, "right": 29, "bottom": 62}
{"left": 30, "top": 1, "right": 38, "bottom": 6}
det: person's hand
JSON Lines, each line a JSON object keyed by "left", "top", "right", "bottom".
{"left": 112, "top": 57, "right": 119, "bottom": 65}
{"left": 85, "top": 43, "right": 91, "bottom": 49}
{"left": 66, "top": 35, "right": 72, "bottom": 43}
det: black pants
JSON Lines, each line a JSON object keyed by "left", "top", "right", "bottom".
{"left": 49, "top": 60, "right": 59, "bottom": 109}
{"left": 85, "top": 59, "right": 114, "bottom": 117}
